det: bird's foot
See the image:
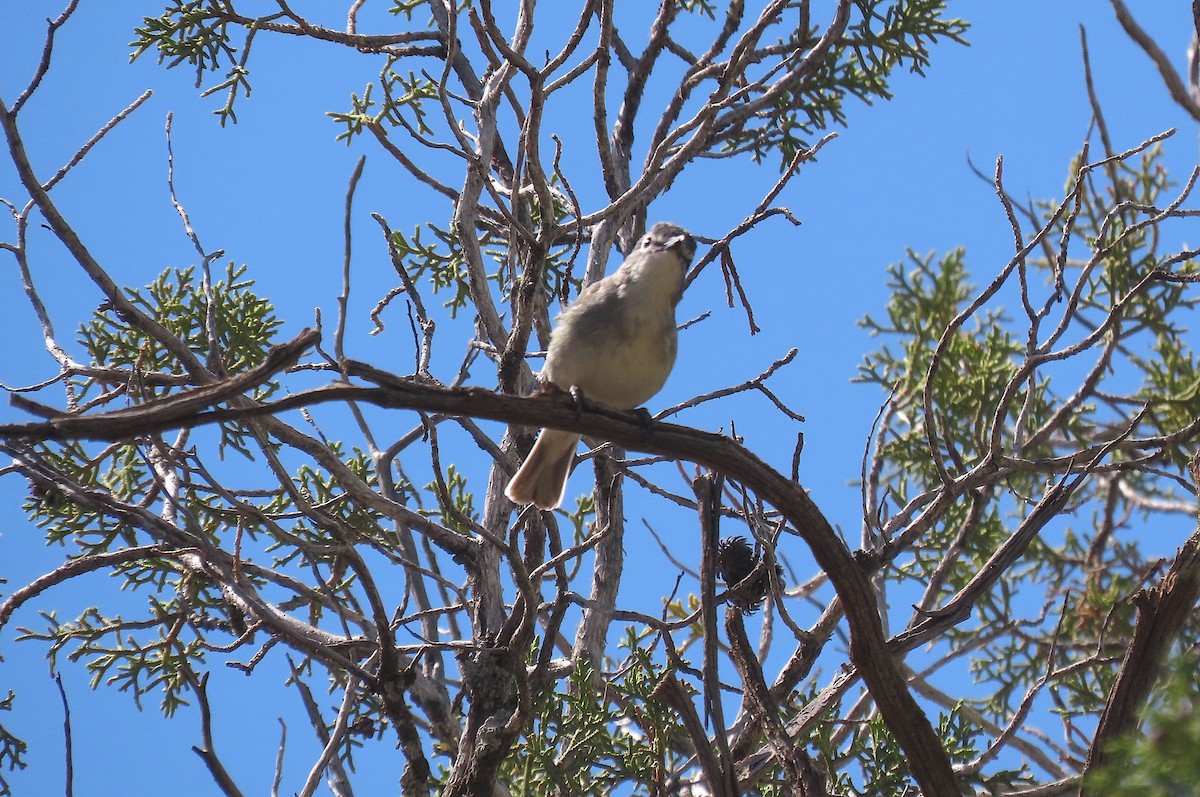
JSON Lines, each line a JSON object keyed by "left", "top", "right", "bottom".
{"left": 632, "top": 407, "right": 657, "bottom": 439}
{"left": 539, "top": 381, "right": 593, "bottom": 413}
{"left": 567, "top": 385, "right": 593, "bottom": 415}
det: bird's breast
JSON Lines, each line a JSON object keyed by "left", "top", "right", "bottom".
{"left": 543, "top": 297, "right": 678, "bottom": 408}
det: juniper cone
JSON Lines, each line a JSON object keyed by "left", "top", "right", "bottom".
{"left": 505, "top": 222, "right": 697, "bottom": 510}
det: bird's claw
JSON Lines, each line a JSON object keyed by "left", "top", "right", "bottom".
{"left": 568, "top": 385, "right": 590, "bottom": 416}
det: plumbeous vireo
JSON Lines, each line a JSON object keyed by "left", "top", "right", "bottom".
{"left": 505, "top": 222, "right": 697, "bottom": 510}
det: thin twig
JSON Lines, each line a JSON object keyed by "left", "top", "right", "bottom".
{"left": 191, "top": 673, "right": 246, "bottom": 797}
{"left": 297, "top": 676, "right": 360, "bottom": 797}
{"left": 271, "top": 719, "right": 287, "bottom": 797}
{"left": 11, "top": 0, "right": 82, "bottom": 116}
{"left": 165, "top": 111, "right": 225, "bottom": 374}
{"left": 336, "top": 155, "right": 368, "bottom": 365}
{"left": 53, "top": 672, "right": 73, "bottom": 797}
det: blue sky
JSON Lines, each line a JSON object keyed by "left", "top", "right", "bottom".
{"left": 1, "top": 2, "right": 1198, "bottom": 794}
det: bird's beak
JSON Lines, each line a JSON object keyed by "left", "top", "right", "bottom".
{"left": 666, "top": 232, "right": 697, "bottom": 261}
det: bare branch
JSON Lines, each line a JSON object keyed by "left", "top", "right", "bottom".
{"left": 191, "top": 673, "right": 246, "bottom": 797}
{"left": 52, "top": 673, "right": 73, "bottom": 797}
{"left": 1109, "top": 0, "right": 1200, "bottom": 120}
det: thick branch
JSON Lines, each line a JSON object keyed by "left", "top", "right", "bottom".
{"left": 9, "top": 327, "right": 320, "bottom": 428}
{"left": 1081, "top": 464, "right": 1200, "bottom": 789}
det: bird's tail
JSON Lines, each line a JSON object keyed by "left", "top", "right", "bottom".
{"left": 505, "top": 429, "right": 580, "bottom": 510}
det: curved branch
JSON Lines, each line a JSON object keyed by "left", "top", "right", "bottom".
{"left": 0, "top": 545, "right": 169, "bottom": 631}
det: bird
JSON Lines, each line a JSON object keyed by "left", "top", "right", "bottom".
{"left": 505, "top": 222, "right": 697, "bottom": 510}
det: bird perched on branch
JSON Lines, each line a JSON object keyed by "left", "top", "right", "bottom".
{"left": 505, "top": 222, "right": 697, "bottom": 510}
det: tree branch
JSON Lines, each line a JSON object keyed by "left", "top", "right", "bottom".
{"left": 1081, "top": 454, "right": 1200, "bottom": 790}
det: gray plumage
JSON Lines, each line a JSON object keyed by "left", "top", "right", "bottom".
{"left": 505, "top": 222, "right": 697, "bottom": 510}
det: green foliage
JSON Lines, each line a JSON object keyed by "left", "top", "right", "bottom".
{"left": 858, "top": 249, "right": 1030, "bottom": 500}
{"left": 501, "top": 639, "right": 681, "bottom": 796}
{"left": 24, "top": 441, "right": 144, "bottom": 550}
{"left": 424, "top": 464, "right": 478, "bottom": 535}
{"left": 371, "top": 222, "right": 579, "bottom": 319}
{"left": 856, "top": 143, "right": 1200, "bottom": 543}
{"left": 674, "top": 0, "right": 718, "bottom": 18}
{"left": 18, "top": 434, "right": 390, "bottom": 723}
{"left": 17, "top": 447, "right": 389, "bottom": 721}
{"left": 852, "top": 129, "right": 1200, "bottom": 786}
{"left": 130, "top": 0, "right": 252, "bottom": 124}
{"left": 77, "top": 261, "right": 281, "bottom": 457}
{"left": 562, "top": 493, "right": 597, "bottom": 546}
{"left": 725, "top": 0, "right": 968, "bottom": 168}
{"left": 18, "top": 601, "right": 206, "bottom": 716}
{"left": 261, "top": 443, "right": 392, "bottom": 571}
{"left": 812, "top": 704, "right": 1028, "bottom": 796}
{"left": 388, "top": 0, "right": 432, "bottom": 22}
{"left": 0, "top": 691, "right": 27, "bottom": 779}
{"left": 79, "top": 261, "right": 280, "bottom": 383}
{"left": 11, "top": 257, "right": 316, "bottom": 720}
{"left": 330, "top": 60, "right": 437, "bottom": 144}
{"left": 131, "top": 1, "right": 236, "bottom": 77}
{"left": 384, "top": 225, "right": 474, "bottom": 315}
{"left": 859, "top": 249, "right": 996, "bottom": 392}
